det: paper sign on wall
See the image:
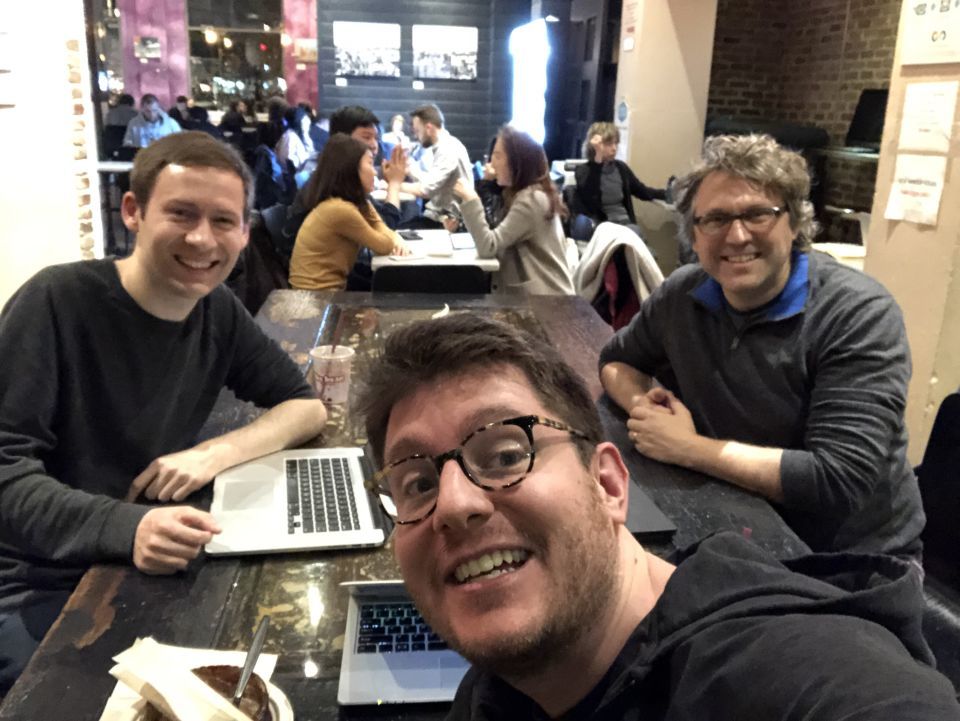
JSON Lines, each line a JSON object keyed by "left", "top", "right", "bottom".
{"left": 899, "top": 81, "right": 958, "bottom": 153}
{"left": 900, "top": 0, "right": 960, "bottom": 65}
{"left": 615, "top": 99, "right": 630, "bottom": 162}
{"left": 884, "top": 153, "right": 947, "bottom": 225}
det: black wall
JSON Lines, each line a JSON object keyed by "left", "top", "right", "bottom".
{"left": 316, "top": 0, "right": 532, "bottom": 161}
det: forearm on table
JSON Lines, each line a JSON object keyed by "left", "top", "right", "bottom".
{"left": 600, "top": 362, "right": 654, "bottom": 412}
{"left": 400, "top": 181, "right": 426, "bottom": 198}
{"left": 187, "top": 398, "right": 327, "bottom": 473}
{"left": 681, "top": 436, "right": 784, "bottom": 502}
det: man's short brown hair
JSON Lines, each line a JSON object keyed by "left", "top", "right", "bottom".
{"left": 129, "top": 131, "right": 254, "bottom": 222}
{"left": 411, "top": 104, "right": 445, "bottom": 129}
{"left": 357, "top": 314, "right": 604, "bottom": 468}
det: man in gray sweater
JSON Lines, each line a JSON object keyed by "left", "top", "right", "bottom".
{"left": 599, "top": 134, "right": 924, "bottom": 558}
{"left": 0, "top": 132, "right": 327, "bottom": 695}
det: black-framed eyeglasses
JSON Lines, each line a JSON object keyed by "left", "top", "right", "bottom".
{"left": 692, "top": 206, "right": 786, "bottom": 237}
{"left": 369, "top": 415, "right": 590, "bottom": 525}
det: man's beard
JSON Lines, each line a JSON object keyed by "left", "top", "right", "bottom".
{"left": 434, "top": 488, "right": 619, "bottom": 681}
{"left": 420, "top": 136, "right": 434, "bottom": 149}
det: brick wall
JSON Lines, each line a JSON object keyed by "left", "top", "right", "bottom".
{"left": 708, "top": 0, "right": 900, "bottom": 239}
{"left": 708, "top": 0, "right": 901, "bottom": 143}
{"left": 707, "top": 0, "right": 787, "bottom": 121}
{"left": 67, "top": 39, "right": 96, "bottom": 259}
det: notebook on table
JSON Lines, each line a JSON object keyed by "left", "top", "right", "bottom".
{"left": 337, "top": 580, "right": 470, "bottom": 705}
{"left": 205, "top": 447, "right": 386, "bottom": 555}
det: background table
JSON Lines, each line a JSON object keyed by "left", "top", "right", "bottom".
{"left": 0, "top": 291, "right": 805, "bottom": 721}
{"left": 370, "top": 230, "right": 499, "bottom": 272}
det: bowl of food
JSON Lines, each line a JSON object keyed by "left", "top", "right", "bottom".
{"left": 140, "top": 664, "right": 292, "bottom": 721}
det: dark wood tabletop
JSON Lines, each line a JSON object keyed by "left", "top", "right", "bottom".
{"left": 0, "top": 291, "right": 807, "bottom": 721}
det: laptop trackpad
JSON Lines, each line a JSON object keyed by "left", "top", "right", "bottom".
{"left": 222, "top": 480, "right": 273, "bottom": 511}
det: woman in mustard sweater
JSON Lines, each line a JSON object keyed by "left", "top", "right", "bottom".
{"left": 289, "top": 135, "right": 409, "bottom": 290}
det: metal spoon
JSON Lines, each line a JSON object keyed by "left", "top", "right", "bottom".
{"left": 232, "top": 615, "right": 271, "bottom": 707}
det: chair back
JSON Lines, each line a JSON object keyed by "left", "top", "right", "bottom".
{"left": 102, "top": 125, "right": 127, "bottom": 159}
{"left": 372, "top": 265, "right": 489, "bottom": 294}
{"left": 918, "top": 392, "right": 960, "bottom": 576}
{"left": 260, "top": 203, "right": 300, "bottom": 271}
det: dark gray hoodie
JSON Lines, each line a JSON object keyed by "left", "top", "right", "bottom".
{"left": 446, "top": 533, "right": 959, "bottom": 720}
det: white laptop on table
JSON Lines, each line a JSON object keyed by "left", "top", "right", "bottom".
{"left": 205, "top": 447, "right": 385, "bottom": 555}
{"left": 337, "top": 580, "right": 470, "bottom": 705}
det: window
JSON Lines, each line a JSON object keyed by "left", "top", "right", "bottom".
{"left": 187, "top": 0, "right": 284, "bottom": 109}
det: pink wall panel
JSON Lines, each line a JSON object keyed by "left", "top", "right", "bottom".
{"left": 119, "top": 0, "right": 188, "bottom": 108}
{"left": 283, "top": 0, "right": 318, "bottom": 109}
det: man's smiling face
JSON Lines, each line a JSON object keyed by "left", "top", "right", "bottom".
{"left": 691, "top": 171, "right": 796, "bottom": 311}
{"left": 385, "top": 366, "right": 620, "bottom": 677}
{"left": 121, "top": 163, "right": 248, "bottom": 309}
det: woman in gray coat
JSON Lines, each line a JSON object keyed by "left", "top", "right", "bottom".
{"left": 452, "top": 127, "right": 575, "bottom": 295}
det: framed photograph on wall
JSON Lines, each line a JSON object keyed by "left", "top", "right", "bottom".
{"left": 333, "top": 21, "right": 400, "bottom": 78}
{"left": 133, "top": 36, "right": 161, "bottom": 60}
{"left": 412, "top": 25, "right": 478, "bottom": 80}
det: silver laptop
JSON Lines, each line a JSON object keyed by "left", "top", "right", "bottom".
{"left": 337, "top": 581, "right": 470, "bottom": 705}
{"left": 205, "top": 447, "right": 385, "bottom": 555}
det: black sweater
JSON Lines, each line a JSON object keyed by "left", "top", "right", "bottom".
{"left": 0, "top": 261, "right": 313, "bottom": 609}
{"left": 448, "top": 533, "right": 959, "bottom": 720}
{"left": 572, "top": 160, "right": 665, "bottom": 225}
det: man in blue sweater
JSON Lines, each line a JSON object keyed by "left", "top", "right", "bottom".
{"left": 0, "top": 132, "right": 327, "bottom": 695}
{"left": 599, "top": 134, "right": 924, "bottom": 558}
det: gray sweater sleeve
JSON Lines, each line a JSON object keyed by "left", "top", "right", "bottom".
{"left": 0, "top": 280, "right": 149, "bottom": 564}
{"left": 779, "top": 295, "right": 912, "bottom": 515}
{"left": 460, "top": 191, "right": 540, "bottom": 258}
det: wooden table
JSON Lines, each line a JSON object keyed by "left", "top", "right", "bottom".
{"left": 0, "top": 291, "right": 806, "bottom": 721}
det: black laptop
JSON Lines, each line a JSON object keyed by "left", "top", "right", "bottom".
{"left": 625, "top": 480, "right": 677, "bottom": 540}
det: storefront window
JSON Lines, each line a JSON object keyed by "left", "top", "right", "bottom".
{"left": 187, "top": 0, "right": 284, "bottom": 110}
{"left": 188, "top": 29, "right": 284, "bottom": 110}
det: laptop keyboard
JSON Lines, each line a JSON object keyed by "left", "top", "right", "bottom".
{"left": 286, "top": 457, "right": 360, "bottom": 534}
{"left": 357, "top": 602, "right": 448, "bottom": 654}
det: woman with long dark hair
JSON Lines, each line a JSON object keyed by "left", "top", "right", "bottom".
{"left": 453, "top": 126, "right": 574, "bottom": 294}
{"left": 275, "top": 105, "right": 315, "bottom": 173}
{"left": 289, "top": 135, "right": 409, "bottom": 290}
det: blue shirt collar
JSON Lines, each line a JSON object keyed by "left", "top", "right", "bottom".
{"left": 690, "top": 251, "right": 810, "bottom": 321}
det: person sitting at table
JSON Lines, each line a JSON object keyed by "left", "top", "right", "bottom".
{"left": 306, "top": 104, "right": 401, "bottom": 228}
{"left": 0, "top": 131, "right": 328, "bottom": 697}
{"left": 105, "top": 92, "right": 138, "bottom": 128}
{"left": 299, "top": 102, "right": 329, "bottom": 155}
{"left": 572, "top": 121, "right": 666, "bottom": 236}
{"left": 599, "top": 134, "right": 925, "bottom": 558}
{"left": 289, "top": 134, "right": 410, "bottom": 291}
{"left": 123, "top": 93, "right": 181, "bottom": 148}
{"left": 401, "top": 103, "right": 473, "bottom": 229}
{"left": 356, "top": 312, "right": 959, "bottom": 721}
{"left": 275, "top": 105, "right": 315, "bottom": 177}
{"left": 381, "top": 113, "right": 409, "bottom": 151}
{"left": 168, "top": 95, "right": 194, "bottom": 129}
{"left": 451, "top": 126, "right": 574, "bottom": 295}
{"left": 219, "top": 99, "right": 249, "bottom": 134}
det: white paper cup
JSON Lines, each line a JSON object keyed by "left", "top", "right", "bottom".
{"left": 309, "top": 345, "right": 355, "bottom": 404}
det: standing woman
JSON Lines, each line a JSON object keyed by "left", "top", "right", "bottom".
{"left": 453, "top": 127, "right": 575, "bottom": 295}
{"left": 289, "top": 135, "right": 409, "bottom": 290}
